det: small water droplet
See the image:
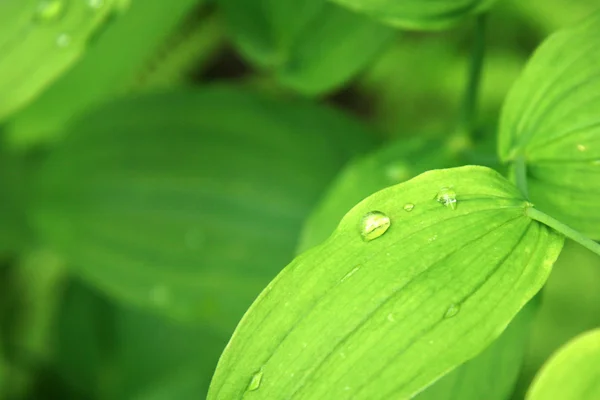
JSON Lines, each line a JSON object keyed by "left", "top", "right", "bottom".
{"left": 341, "top": 266, "right": 360, "bottom": 282}
{"left": 35, "top": 0, "right": 65, "bottom": 22}
{"left": 403, "top": 203, "right": 415, "bottom": 212}
{"left": 428, "top": 234, "right": 438, "bottom": 243}
{"left": 56, "top": 33, "right": 72, "bottom": 48}
{"left": 387, "top": 313, "right": 395, "bottom": 322}
{"left": 386, "top": 162, "right": 410, "bottom": 182}
{"left": 577, "top": 144, "right": 588, "bottom": 152}
{"left": 88, "top": 0, "right": 105, "bottom": 9}
{"left": 436, "top": 187, "right": 457, "bottom": 210}
{"left": 247, "top": 369, "right": 263, "bottom": 392}
{"left": 444, "top": 304, "right": 460, "bottom": 319}
{"left": 360, "top": 211, "right": 391, "bottom": 241}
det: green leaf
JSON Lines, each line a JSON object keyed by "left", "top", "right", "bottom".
{"left": 31, "top": 86, "right": 376, "bottom": 330}
{"left": 0, "top": 150, "right": 30, "bottom": 256}
{"left": 5, "top": 0, "right": 202, "bottom": 149}
{"left": 218, "top": 0, "right": 394, "bottom": 95}
{"left": 527, "top": 329, "right": 600, "bottom": 400}
{"left": 499, "top": 11, "right": 600, "bottom": 239}
{"left": 208, "top": 166, "right": 564, "bottom": 399}
{"left": 0, "top": 0, "right": 122, "bottom": 122}
{"left": 330, "top": 0, "right": 497, "bottom": 30}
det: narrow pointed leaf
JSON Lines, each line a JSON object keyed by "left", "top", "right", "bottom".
{"left": 0, "top": 0, "right": 122, "bottom": 122}
{"left": 527, "top": 329, "right": 600, "bottom": 400}
{"left": 31, "top": 86, "right": 376, "bottom": 329}
{"left": 330, "top": 0, "right": 498, "bottom": 30}
{"left": 499, "top": 11, "right": 600, "bottom": 239}
{"left": 208, "top": 166, "right": 563, "bottom": 400}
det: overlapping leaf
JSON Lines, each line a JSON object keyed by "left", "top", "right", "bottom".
{"left": 330, "top": 0, "right": 498, "bottom": 30}
{"left": 0, "top": 0, "right": 123, "bottom": 122}
{"left": 217, "top": 0, "right": 394, "bottom": 95}
{"left": 527, "top": 329, "right": 600, "bottom": 399}
{"left": 208, "top": 166, "right": 563, "bottom": 400}
{"left": 499, "top": 11, "right": 600, "bottom": 239}
{"left": 31, "top": 86, "right": 376, "bottom": 329}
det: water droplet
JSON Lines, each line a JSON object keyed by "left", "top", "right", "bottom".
{"left": 88, "top": 0, "right": 105, "bottom": 9}
{"left": 436, "top": 187, "right": 457, "bottom": 210}
{"left": 341, "top": 266, "right": 360, "bottom": 282}
{"left": 247, "top": 370, "right": 263, "bottom": 392}
{"left": 56, "top": 33, "right": 72, "bottom": 48}
{"left": 387, "top": 313, "right": 395, "bottom": 322}
{"left": 35, "top": 0, "right": 65, "bottom": 22}
{"left": 444, "top": 304, "right": 460, "bottom": 319}
{"left": 386, "top": 162, "right": 410, "bottom": 182}
{"left": 360, "top": 211, "right": 390, "bottom": 241}
{"left": 403, "top": 203, "right": 415, "bottom": 212}
{"left": 428, "top": 234, "right": 438, "bottom": 243}
{"left": 577, "top": 144, "right": 588, "bottom": 152}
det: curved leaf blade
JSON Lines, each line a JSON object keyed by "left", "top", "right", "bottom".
{"left": 330, "top": 0, "right": 497, "bottom": 30}
{"left": 31, "top": 86, "right": 376, "bottom": 330}
{"left": 527, "top": 329, "right": 600, "bottom": 400}
{"left": 0, "top": 0, "right": 121, "bottom": 122}
{"left": 499, "top": 11, "right": 600, "bottom": 238}
{"left": 208, "top": 166, "right": 563, "bottom": 400}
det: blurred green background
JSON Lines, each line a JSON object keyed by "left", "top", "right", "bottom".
{"left": 0, "top": 0, "right": 599, "bottom": 399}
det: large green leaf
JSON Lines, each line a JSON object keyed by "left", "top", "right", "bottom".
{"left": 218, "top": 0, "right": 394, "bottom": 95}
{"left": 330, "top": 0, "right": 497, "bottom": 30}
{"left": 5, "top": 0, "right": 202, "bottom": 148}
{"left": 0, "top": 0, "right": 123, "bottom": 122}
{"left": 499, "top": 11, "right": 600, "bottom": 239}
{"left": 208, "top": 166, "right": 564, "bottom": 399}
{"left": 0, "top": 149, "right": 30, "bottom": 256}
{"left": 527, "top": 329, "right": 600, "bottom": 399}
{"left": 31, "top": 86, "right": 376, "bottom": 330}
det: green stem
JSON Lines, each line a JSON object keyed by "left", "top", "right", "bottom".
{"left": 514, "top": 155, "right": 529, "bottom": 199}
{"left": 460, "top": 14, "right": 487, "bottom": 137}
{"left": 527, "top": 207, "right": 600, "bottom": 256}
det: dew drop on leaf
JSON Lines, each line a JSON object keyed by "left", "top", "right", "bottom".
{"left": 436, "top": 187, "right": 457, "bottom": 210}
{"left": 35, "top": 0, "right": 65, "bottom": 22}
{"left": 247, "top": 369, "right": 263, "bottom": 392}
{"left": 444, "top": 304, "right": 460, "bottom": 319}
{"left": 360, "top": 211, "right": 391, "bottom": 242}
{"left": 403, "top": 203, "right": 415, "bottom": 212}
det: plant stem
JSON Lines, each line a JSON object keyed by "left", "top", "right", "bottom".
{"left": 527, "top": 207, "right": 600, "bottom": 256}
{"left": 460, "top": 14, "right": 487, "bottom": 138}
{"left": 514, "top": 155, "right": 529, "bottom": 199}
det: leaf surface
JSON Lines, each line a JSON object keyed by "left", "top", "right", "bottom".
{"left": 499, "top": 11, "right": 600, "bottom": 238}
{"left": 208, "top": 166, "right": 563, "bottom": 399}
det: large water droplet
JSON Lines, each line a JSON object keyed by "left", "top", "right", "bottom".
{"left": 56, "top": 33, "right": 72, "bottom": 48}
{"left": 35, "top": 0, "right": 65, "bottom": 22}
{"left": 247, "top": 369, "right": 263, "bottom": 392}
{"left": 444, "top": 304, "right": 460, "bottom": 319}
{"left": 403, "top": 203, "right": 415, "bottom": 212}
{"left": 360, "top": 211, "right": 391, "bottom": 242}
{"left": 436, "top": 187, "right": 457, "bottom": 210}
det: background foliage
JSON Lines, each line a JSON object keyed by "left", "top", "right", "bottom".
{"left": 0, "top": 0, "right": 599, "bottom": 399}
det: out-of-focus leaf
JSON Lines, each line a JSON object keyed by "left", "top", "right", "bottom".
{"left": 54, "top": 280, "right": 225, "bottom": 400}
{"left": 5, "top": 0, "right": 203, "bottom": 149}
{"left": 32, "top": 85, "right": 377, "bottom": 330}
{"left": 0, "top": 150, "right": 30, "bottom": 256}
{"left": 208, "top": 166, "right": 563, "bottom": 400}
{"left": 298, "top": 136, "right": 459, "bottom": 252}
{"left": 0, "top": 0, "right": 122, "bottom": 122}
{"left": 298, "top": 138, "right": 535, "bottom": 400}
{"left": 218, "top": 0, "right": 394, "bottom": 95}
{"left": 526, "top": 329, "right": 600, "bottom": 399}
{"left": 499, "top": 11, "right": 600, "bottom": 239}
{"left": 512, "top": 240, "right": 600, "bottom": 398}
{"left": 330, "top": 0, "right": 497, "bottom": 30}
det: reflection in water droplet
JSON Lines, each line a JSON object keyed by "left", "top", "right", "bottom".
{"left": 247, "top": 369, "right": 263, "bottom": 392}
{"left": 88, "top": 0, "right": 105, "bottom": 9}
{"left": 436, "top": 187, "right": 457, "bottom": 210}
{"left": 444, "top": 304, "right": 460, "bottom": 319}
{"left": 403, "top": 203, "right": 415, "bottom": 212}
{"left": 360, "top": 211, "right": 391, "bottom": 242}
{"left": 56, "top": 33, "right": 72, "bottom": 48}
{"left": 35, "top": 0, "right": 65, "bottom": 22}
{"left": 386, "top": 162, "right": 410, "bottom": 182}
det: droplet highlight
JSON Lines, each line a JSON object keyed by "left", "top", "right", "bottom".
{"left": 360, "top": 211, "right": 391, "bottom": 242}
{"left": 444, "top": 304, "right": 460, "bottom": 319}
{"left": 35, "top": 0, "right": 65, "bottom": 22}
{"left": 436, "top": 187, "right": 457, "bottom": 210}
{"left": 403, "top": 203, "right": 415, "bottom": 212}
{"left": 247, "top": 369, "right": 263, "bottom": 392}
